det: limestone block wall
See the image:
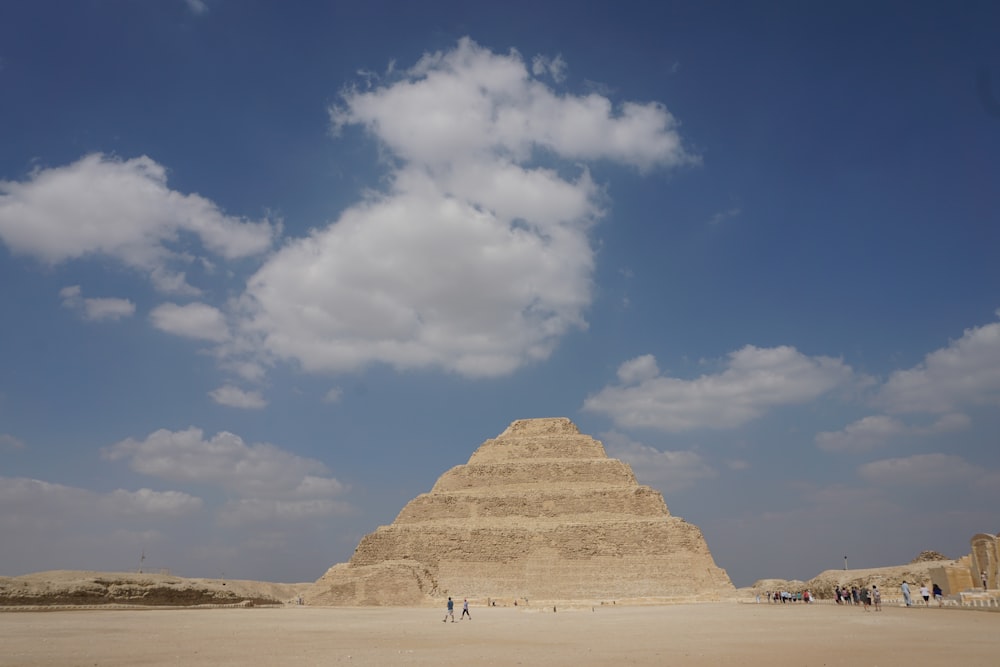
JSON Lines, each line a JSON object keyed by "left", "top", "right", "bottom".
{"left": 929, "top": 562, "right": 975, "bottom": 596}
{"left": 395, "top": 487, "right": 669, "bottom": 523}
{"left": 431, "top": 459, "right": 639, "bottom": 492}
{"left": 306, "top": 418, "right": 734, "bottom": 605}
{"left": 467, "top": 433, "right": 608, "bottom": 463}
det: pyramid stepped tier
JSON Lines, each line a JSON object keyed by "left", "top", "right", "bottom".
{"left": 395, "top": 487, "right": 669, "bottom": 523}
{"left": 431, "top": 459, "right": 639, "bottom": 491}
{"left": 306, "top": 418, "right": 734, "bottom": 605}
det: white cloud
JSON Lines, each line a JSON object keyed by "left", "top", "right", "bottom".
{"left": 240, "top": 176, "right": 594, "bottom": 377}
{"left": 601, "top": 430, "right": 717, "bottom": 494}
{"left": 236, "top": 39, "right": 693, "bottom": 379}
{"left": 584, "top": 345, "right": 855, "bottom": 432}
{"left": 616, "top": 354, "right": 659, "bottom": 384}
{"left": 242, "top": 39, "right": 695, "bottom": 377}
{"left": 60, "top": 284, "right": 136, "bottom": 321}
{"left": 926, "top": 412, "right": 972, "bottom": 432}
{"left": 185, "top": 0, "right": 208, "bottom": 15}
{"left": 150, "top": 302, "right": 229, "bottom": 342}
{"left": 816, "top": 415, "right": 908, "bottom": 452}
{"left": 102, "top": 427, "right": 347, "bottom": 502}
{"left": 209, "top": 384, "right": 267, "bottom": 409}
{"left": 0, "top": 154, "right": 277, "bottom": 294}
{"left": 333, "top": 38, "right": 695, "bottom": 170}
{"left": 0, "top": 477, "right": 201, "bottom": 524}
{"left": 817, "top": 316, "right": 998, "bottom": 455}
{"left": 220, "top": 359, "right": 269, "bottom": 383}
{"left": 323, "top": 387, "right": 343, "bottom": 403}
{"left": 858, "top": 453, "right": 989, "bottom": 488}
{"left": 531, "top": 53, "right": 567, "bottom": 82}
{"left": 876, "top": 319, "right": 1000, "bottom": 414}
{"left": 816, "top": 412, "right": 971, "bottom": 452}
{"left": 83, "top": 297, "right": 136, "bottom": 321}
{"left": 858, "top": 453, "right": 1000, "bottom": 506}
{"left": 98, "top": 488, "right": 203, "bottom": 517}
{"left": 0, "top": 477, "right": 91, "bottom": 532}
{"left": 59, "top": 285, "right": 82, "bottom": 303}
{"left": 8, "top": 41, "right": 698, "bottom": 387}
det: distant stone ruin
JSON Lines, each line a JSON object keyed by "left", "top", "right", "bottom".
{"left": 307, "top": 418, "right": 734, "bottom": 605}
{"left": 755, "top": 535, "right": 1000, "bottom": 608}
{"left": 910, "top": 550, "right": 950, "bottom": 563}
{"left": 970, "top": 533, "right": 999, "bottom": 590}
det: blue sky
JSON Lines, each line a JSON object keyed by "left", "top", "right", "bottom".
{"left": 1, "top": 1, "right": 999, "bottom": 587}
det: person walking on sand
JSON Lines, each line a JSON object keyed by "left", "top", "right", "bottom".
{"left": 872, "top": 585, "right": 882, "bottom": 611}
{"left": 901, "top": 581, "right": 912, "bottom": 607}
{"left": 461, "top": 598, "right": 471, "bottom": 620}
{"left": 443, "top": 597, "right": 455, "bottom": 622}
{"left": 920, "top": 584, "right": 930, "bottom": 606}
{"left": 933, "top": 583, "right": 943, "bottom": 607}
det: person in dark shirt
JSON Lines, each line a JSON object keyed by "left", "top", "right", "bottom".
{"left": 443, "top": 597, "right": 455, "bottom": 622}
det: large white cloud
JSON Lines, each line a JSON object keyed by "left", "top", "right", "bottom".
{"left": 237, "top": 38, "right": 694, "bottom": 378}
{"left": 103, "top": 428, "right": 352, "bottom": 526}
{"left": 0, "top": 153, "right": 278, "bottom": 294}
{"left": 814, "top": 316, "right": 998, "bottom": 456}
{"left": 103, "top": 427, "right": 346, "bottom": 503}
{"left": 876, "top": 318, "right": 1000, "bottom": 414}
{"left": 332, "top": 38, "right": 694, "bottom": 171}
{"left": 584, "top": 345, "right": 855, "bottom": 432}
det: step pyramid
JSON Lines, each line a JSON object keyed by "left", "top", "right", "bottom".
{"left": 307, "top": 418, "right": 734, "bottom": 605}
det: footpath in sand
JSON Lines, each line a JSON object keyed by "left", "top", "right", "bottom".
{"left": 2, "top": 601, "right": 998, "bottom": 666}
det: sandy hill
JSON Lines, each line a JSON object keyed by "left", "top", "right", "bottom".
{"left": 0, "top": 570, "right": 310, "bottom": 607}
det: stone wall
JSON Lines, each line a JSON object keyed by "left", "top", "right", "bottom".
{"left": 929, "top": 558, "right": 975, "bottom": 596}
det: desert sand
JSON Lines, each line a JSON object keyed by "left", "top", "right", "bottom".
{"left": 2, "top": 601, "right": 998, "bottom": 666}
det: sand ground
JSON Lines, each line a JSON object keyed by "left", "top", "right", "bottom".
{"left": 1, "top": 601, "right": 997, "bottom": 666}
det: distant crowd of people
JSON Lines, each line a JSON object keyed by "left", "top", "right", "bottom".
{"left": 834, "top": 584, "right": 882, "bottom": 610}
{"left": 763, "top": 590, "right": 813, "bottom": 603}
{"left": 760, "top": 581, "right": 946, "bottom": 610}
